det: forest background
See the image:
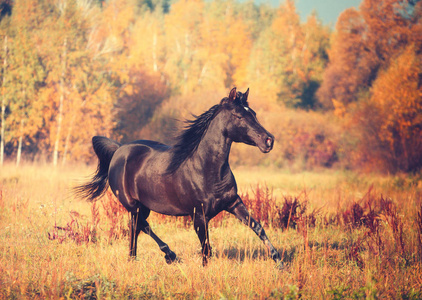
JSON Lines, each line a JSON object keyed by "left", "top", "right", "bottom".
{"left": 0, "top": 0, "right": 421, "bottom": 174}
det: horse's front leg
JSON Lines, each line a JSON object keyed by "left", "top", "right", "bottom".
{"left": 227, "top": 197, "right": 282, "bottom": 265}
{"left": 192, "top": 212, "right": 212, "bottom": 266}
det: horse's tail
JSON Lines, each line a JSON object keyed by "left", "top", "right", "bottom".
{"left": 74, "top": 136, "right": 121, "bottom": 201}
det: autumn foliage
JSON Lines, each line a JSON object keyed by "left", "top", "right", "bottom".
{"left": 318, "top": 0, "right": 422, "bottom": 172}
{"left": 0, "top": 0, "right": 421, "bottom": 173}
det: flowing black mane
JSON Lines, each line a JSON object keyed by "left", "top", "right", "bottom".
{"left": 166, "top": 91, "right": 250, "bottom": 174}
{"left": 167, "top": 104, "right": 222, "bottom": 174}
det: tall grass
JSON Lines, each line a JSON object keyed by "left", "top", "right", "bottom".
{"left": 0, "top": 163, "right": 421, "bottom": 299}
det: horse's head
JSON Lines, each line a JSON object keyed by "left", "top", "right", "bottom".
{"left": 220, "top": 87, "right": 274, "bottom": 153}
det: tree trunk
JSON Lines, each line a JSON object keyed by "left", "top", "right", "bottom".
{"left": 198, "top": 63, "right": 207, "bottom": 85}
{"left": 152, "top": 31, "right": 158, "bottom": 72}
{"left": 16, "top": 119, "right": 24, "bottom": 166}
{"left": 53, "top": 37, "right": 67, "bottom": 167}
{"left": 62, "top": 100, "right": 85, "bottom": 166}
{"left": 0, "top": 36, "right": 7, "bottom": 166}
{"left": 61, "top": 113, "right": 74, "bottom": 166}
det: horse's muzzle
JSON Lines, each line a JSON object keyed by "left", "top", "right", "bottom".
{"left": 266, "top": 136, "right": 274, "bottom": 149}
{"left": 259, "top": 135, "right": 274, "bottom": 153}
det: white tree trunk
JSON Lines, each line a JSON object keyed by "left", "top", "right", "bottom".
{"left": 152, "top": 31, "right": 158, "bottom": 72}
{"left": 0, "top": 36, "right": 8, "bottom": 166}
{"left": 53, "top": 37, "right": 67, "bottom": 167}
{"left": 61, "top": 113, "right": 74, "bottom": 166}
{"left": 16, "top": 119, "right": 24, "bottom": 166}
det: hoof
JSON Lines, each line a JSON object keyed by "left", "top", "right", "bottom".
{"left": 275, "top": 261, "right": 284, "bottom": 270}
{"left": 271, "top": 250, "right": 283, "bottom": 269}
{"left": 271, "top": 250, "right": 281, "bottom": 262}
{"left": 202, "top": 256, "right": 208, "bottom": 267}
{"left": 165, "top": 251, "right": 178, "bottom": 264}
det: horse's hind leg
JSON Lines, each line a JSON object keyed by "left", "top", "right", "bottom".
{"left": 130, "top": 207, "right": 152, "bottom": 257}
{"left": 131, "top": 209, "right": 178, "bottom": 264}
{"left": 129, "top": 209, "right": 142, "bottom": 257}
{"left": 140, "top": 221, "right": 178, "bottom": 264}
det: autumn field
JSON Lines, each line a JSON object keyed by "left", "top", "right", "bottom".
{"left": 0, "top": 1, "right": 421, "bottom": 298}
{"left": 0, "top": 163, "right": 421, "bottom": 299}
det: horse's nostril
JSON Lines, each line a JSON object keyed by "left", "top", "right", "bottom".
{"left": 266, "top": 137, "right": 273, "bottom": 148}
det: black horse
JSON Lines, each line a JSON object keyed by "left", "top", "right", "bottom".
{"left": 75, "top": 88, "right": 281, "bottom": 266}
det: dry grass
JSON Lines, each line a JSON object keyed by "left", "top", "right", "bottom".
{"left": 0, "top": 163, "right": 421, "bottom": 299}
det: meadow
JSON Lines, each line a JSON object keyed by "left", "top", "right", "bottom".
{"left": 0, "top": 163, "right": 421, "bottom": 299}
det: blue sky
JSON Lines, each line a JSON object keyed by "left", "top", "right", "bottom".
{"left": 296, "top": 0, "right": 362, "bottom": 25}
{"left": 255, "top": 0, "right": 362, "bottom": 26}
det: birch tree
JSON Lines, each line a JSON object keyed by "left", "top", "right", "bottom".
{"left": 0, "top": 35, "right": 7, "bottom": 166}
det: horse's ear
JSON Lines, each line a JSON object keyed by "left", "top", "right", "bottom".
{"left": 228, "top": 87, "right": 237, "bottom": 102}
{"left": 221, "top": 87, "right": 237, "bottom": 105}
{"left": 243, "top": 88, "right": 249, "bottom": 103}
{"left": 239, "top": 88, "right": 249, "bottom": 106}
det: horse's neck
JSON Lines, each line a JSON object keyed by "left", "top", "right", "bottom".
{"left": 193, "top": 113, "right": 232, "bottom": 172}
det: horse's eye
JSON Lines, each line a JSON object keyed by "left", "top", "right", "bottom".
{"left": 232, "top": 114, "right": 242, "bottom": 119}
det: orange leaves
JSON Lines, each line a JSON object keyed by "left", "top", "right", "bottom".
{"left": 317, "top": 8, "right": 367, "bottom": 107}
{"left": 332, "top": 99, "right": 346, "bottom": 118}
{"left": 4, "top": 0, "right": 420, "bottom": 173}
{"left": 351, "top": 44, "right": 422, "bottom": 172}
{"left": 319, "top": 0, "right": 422, "bottom": 108}
{"left": 316, "top": 0, "right": 422, "bottom": 172}
{"left": 367, "top": 45, "right": 422, "bottom": 171}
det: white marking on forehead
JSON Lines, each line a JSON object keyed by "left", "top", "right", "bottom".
{"left": 243, "top": 106, "right": 249, "bottom": 112}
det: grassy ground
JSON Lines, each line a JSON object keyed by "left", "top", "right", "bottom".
{"left": 0, "top": 163, "right": 421, "bottom": 299}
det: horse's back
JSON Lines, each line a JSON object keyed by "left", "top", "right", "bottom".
{"left": 128, "top": 139, "right": 170, "bottom": 151}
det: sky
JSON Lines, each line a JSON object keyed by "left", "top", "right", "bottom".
{"left": 255, "top": 0, "right": 363, "bottom": 26}
{"left": 296, "top": 0, "right": 362, "bottom": 25}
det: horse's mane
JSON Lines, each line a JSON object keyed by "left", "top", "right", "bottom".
{"left": 166, "top": 90, "right": 249, "bottom": 174}
{"left": 166, "top": 103, "right": 222, "bottom": 174}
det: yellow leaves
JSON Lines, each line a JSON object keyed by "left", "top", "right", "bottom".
{"left": 129, "top": 15, "right": 164, "bottom": 72}
{"left": 102, "top": 0, "right": 135, "bottom": 38}
{"left": 225, "top": 19, "right": 252, "bottom": 87}
{"left": 159, "top": 0, "right": 255, "bottom": 93}
{"left": 122, "top": 84, "right": 133, "bottom": 97}
{"left": 371, "top": 45, "right": 421, "bottom": 125}
{"left": 166, "top": 0, "right": 204, "bottom": 30}
{"left": 332, "top": 99, "right": 346, "bottom": 118}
